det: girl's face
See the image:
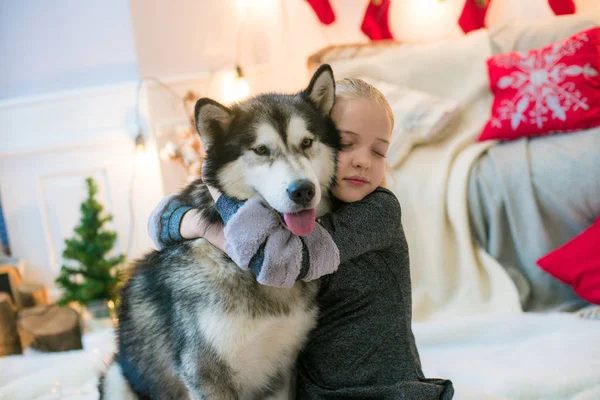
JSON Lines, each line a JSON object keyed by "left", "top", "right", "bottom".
{"left": 330, "top": 97, "right": 392, "bottom": 203}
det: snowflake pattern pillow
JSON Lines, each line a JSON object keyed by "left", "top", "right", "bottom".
{"left": 479, "top": 27, "right": 600, "bottom": 142}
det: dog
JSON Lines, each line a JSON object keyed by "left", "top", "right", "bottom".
{"left": 98, "top": 64, "right": 340, "bottom": 400}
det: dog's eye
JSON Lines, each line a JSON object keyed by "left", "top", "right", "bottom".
{"left": 253, "top": 145, "right": 270, "bottom": 156}
{"left": 301, "top": 138, "right": 313, "bottom": 150}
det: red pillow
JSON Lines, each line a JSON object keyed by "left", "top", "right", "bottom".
{"left": 536, "top": 216, "right": 600, "bottom": 305}
{"left": 479, "top": 27, "right": 600, "bottom": 142}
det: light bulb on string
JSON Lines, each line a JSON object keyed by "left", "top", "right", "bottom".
{"left": 224, "top": 65, "right": 250, "bottom": 104}
{"left": 235, "top": 65, "right": 250, "bottom": 100}
{"left": 134, "top": 131, "right": 146, "bottom": 153}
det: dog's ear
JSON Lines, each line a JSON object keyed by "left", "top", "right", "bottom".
{"left": 194, "top": 98, "right": 233, "bottom": 148}
{"left": 304, "top": 64, "right": 335, "bottom": 116}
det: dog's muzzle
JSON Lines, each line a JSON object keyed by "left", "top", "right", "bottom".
{"left": 287, "top": 180, "right": 316, "bottom": 207}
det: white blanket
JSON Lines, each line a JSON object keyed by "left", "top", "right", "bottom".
{"left": 2, "top": 313, "right": 599, "bottom": 400}
{"left": 416, "top": 313, "right": 600, "bottom": 400}
{"left": 0, "top": 329, "right": 114, "bottom": 400}
{"left": 330, "top": 30, "right": 522, "bottom": 322}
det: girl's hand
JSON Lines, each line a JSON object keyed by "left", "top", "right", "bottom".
{"left": 180, "top": 208, "right": 226, "bottom": 252}
{"left": 180, "top": 209, "right": 206, "bottom": 239}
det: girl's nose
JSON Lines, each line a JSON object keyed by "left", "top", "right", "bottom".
{"left": 352, "top": 150, "right": 370, "bottom": 170}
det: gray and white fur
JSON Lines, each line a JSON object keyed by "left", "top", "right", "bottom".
{"left": 98, "top": 65, "right": 340, "bottom": 400}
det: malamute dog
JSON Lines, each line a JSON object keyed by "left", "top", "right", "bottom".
{"left": 99, "top": 65, "right": 340, "bottom": 399}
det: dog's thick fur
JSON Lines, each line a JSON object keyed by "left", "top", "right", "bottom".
{"left": 98, "top": 65, "right": 340, "bottom": 400}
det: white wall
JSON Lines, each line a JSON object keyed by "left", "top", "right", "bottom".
{"left": 0, "top": 0, "right": 139, "bottom": 100}
{"left": 129, "top": 0, "right": 361, "bottom": 96}
{"left": 0, "top": 1, "right": 155, "bottom": 296}
{"left": 391, "top": 0, "right": 598, "bottom": 42}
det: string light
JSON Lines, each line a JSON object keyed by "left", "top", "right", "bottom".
{"left": 50, "top": 380, "right": 62, "bottom": 398}
{"left": 134, "top": 131, "right": 146, "bottom": 153}
{"left": 235, "top": 65, "right": 250, "bottom": 100}
{"left": 222, "top": 65, "right": 251, "bottom": 103}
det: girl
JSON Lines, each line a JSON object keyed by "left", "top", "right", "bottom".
{"left": 149, "top": 78, "right": 454, "bottom": 398}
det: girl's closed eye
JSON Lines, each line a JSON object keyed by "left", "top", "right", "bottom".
{"left": 372, "top": 144, "right": 388, "bottom": 158}
{"left": 340, "top": 141, "right": 354, "bottom": 150}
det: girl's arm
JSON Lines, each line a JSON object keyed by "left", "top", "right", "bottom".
{"left": 317, "top": 187, "right": 403, "bottom": 264}
{"left": 147, "top": 187, "right": 402, "bottom": 288}
{"left": 147, "top": 194, "right": 193, "bottom": 249}
{"left": 147, "top": 194, "right": 225, "bottom": 252}
{"left": 147, "top": 192, "right": 340, "bottom": 288}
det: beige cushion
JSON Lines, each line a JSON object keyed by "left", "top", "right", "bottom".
{"left": 489, "top": 12, "right": 600, "bottom": 54}
{"left": 307, "top": 41, "right": 402, "bottom": 75}
{"left": 360, "top": 78, "right": 460, "bottom": 169}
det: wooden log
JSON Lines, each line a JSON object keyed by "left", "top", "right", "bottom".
{"left": 0, "top": 292, "right": 22, "bottom": 356}
{"left": 17, "top": 283, "right": 49, "bottom": 308}
{"left": 0, "top": 264, "right": 23, "bottom": 309}
{"left": 17, "top": 304, "right": 83, "bottom": 352}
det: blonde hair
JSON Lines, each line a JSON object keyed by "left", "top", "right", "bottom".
{"left": 334, "top": 78, "right": 394, "bottom": 188}
{"left": 335, "top": 78, "right": 395, "bottom": 132}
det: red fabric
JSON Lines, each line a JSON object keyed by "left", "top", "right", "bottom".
{"left": 547, "top": 0, "right": 576, "bottom": 15}
{"left": 479, "top": 27, "right": 600, "bottom": 142}
{"left": 306, "top": 0, "right": 335, "bottom": 25}
{"left": 361, "top": 0, "right": 394, "bottom": 41}
{"left": 537, "top": 217, "right": 600, "bottom": 305}
{"left": 458, "top": 0, "right": 493, "bottom": 34}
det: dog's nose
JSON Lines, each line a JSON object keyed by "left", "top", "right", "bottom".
{"left": 287, "top": 180, "right": 315, "bottom": 205}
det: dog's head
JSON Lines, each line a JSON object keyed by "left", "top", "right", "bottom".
{"left": 195, "top": 65, "right": 339, "bottom": 235}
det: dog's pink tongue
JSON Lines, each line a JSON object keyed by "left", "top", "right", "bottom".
{"left": 283, "top": 209, "right": 316, "bottom": 236}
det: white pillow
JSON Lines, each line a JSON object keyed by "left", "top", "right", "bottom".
{"left": 360, "top": 77, "right": 460, "bottom": 168}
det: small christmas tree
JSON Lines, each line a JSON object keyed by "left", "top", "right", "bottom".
{"left": 55, "top": 177, "right": 125, "bottom": 307}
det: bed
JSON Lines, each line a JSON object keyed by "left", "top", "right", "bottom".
{"left": 307, "top": 10, "right": 600, "bottom": 399}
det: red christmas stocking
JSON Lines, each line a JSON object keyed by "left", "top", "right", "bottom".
{"left": 547, "top": 0, "right": 576, "bottom": 15}
{"left": 306, "top": 0, "right": 335, "bottom": 25}
{"left": 361, "top": 0, "right": 394, "bottom": 41}
{"left": 458, "top": 0, "right": 493, "bottom": 34}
